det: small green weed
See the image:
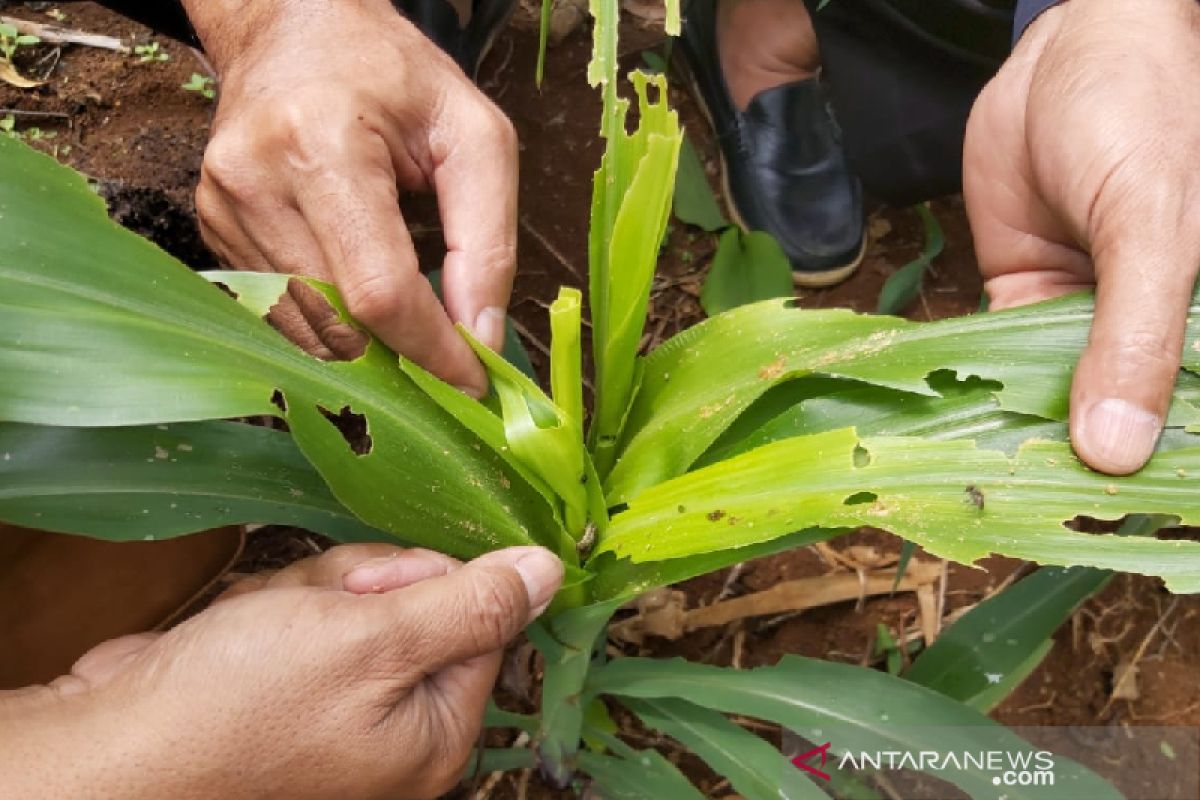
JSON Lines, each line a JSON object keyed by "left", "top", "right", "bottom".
{"left": 134, "top": 42, "right": 169, "bottom": 64}
{"left": 0, "top": 22, "right": 39, "bottom": 62}
{"left": 0, "top": 115, "right": 56, "bottom": 142}
{"left": 181, "top": 73, "right": 216, "bottom": 100}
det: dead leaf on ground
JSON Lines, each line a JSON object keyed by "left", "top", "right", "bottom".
{"left": 0, "top": 59, "right": 43, "bottom": 89}
{"left": 1111, "top": 659, "right": 1141, "bottom": 701}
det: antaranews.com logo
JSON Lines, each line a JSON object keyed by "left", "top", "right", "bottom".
{"left": 783, "top": 725, "right": 1200, "bottom": 800}
{"left": 792, "top": 742, "right": 1057, "bottom": 788}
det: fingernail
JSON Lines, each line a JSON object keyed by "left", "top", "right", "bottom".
{"left": 473, "top": 306, "right": 507, "bottom": 352}
{"left": 505, "top": 547, "right": 564, "bottom": 619}
{"left": 1080, "top": 398, "right": 1161, "bottom": 474}
{"left": 343, "top": 556, "right": 402, "bottom": 593}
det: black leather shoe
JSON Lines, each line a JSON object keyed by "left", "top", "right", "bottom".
{"left": 392, "top": 0, "right": 516, "bottom": 80}
{"left": 676, "top": 0, "right": 865, "bottom": 286}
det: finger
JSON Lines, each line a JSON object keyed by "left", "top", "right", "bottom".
{"left": 371, "top": 546, "right": 563, "bottom": 678}
{"left": 266, "top": 279, "right": 371, "bottom": 361}
{"left": 291, "top": 156, "right": 489, "bottom": 396}
{"left": 260, "top": 543, "right": 405, "bottom": 589}
{"left": 983, "top": 271, "right": 1093, "bottom": 311}
{"left": 434, "top": 98, "right": 519, "bottom": 353}
{"left": 1070, "top": 235, "right": 1200, "bottom": 474}
{"left": 195, "top": 181, "right": 272, "bottom": 272}
{"left": 340, "top": 548, "right": 461, "bottom": 594}
{"left": 51, "top": 632, "right": 161, "bottom": 695}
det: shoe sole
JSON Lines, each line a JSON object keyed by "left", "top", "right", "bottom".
{"left": 673, "top": 50, "right": 866, "bottom": 289}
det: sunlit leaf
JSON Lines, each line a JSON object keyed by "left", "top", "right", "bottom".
{"left": 599, "top": 427, "right": 1200, "bottom": 593}
{"left": 608, "top": 294, "right": 1200, "bottom": 502}
{"left": 588, "top": 71, "right": 683, "bottom": 476}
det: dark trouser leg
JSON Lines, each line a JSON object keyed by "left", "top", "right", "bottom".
{"left": 804, "top": 2, "right": 999, "bottom": 206}
{"left": 70, "top": 0, "right": 200, "bottom": 46}
{"left": 78, "top": 0, "right": 508, "bottom": 79}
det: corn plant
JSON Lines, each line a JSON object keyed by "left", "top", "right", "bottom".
{"left": 2, "top": 5, "right": 1200, "bottom": 798}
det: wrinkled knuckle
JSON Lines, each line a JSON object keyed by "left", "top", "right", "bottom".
{"left": 466, "top": 570, "right": 523, "bottom": 652}
{"left": 1112, "top": 329, "right": 1180, "bottom": 370}
{"left": 193, "top": 184, "right": 222, "bottom": 227}
{"left": 203, "top": 137, "right": 264, "bottom": 206}
{"left": 342, "top": 273, "right": 407, "bottom": 327}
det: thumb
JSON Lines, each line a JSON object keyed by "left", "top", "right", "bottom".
{"left": 352, "top": 546, "right": 563, "bottom": 674}
{"left": 1070, "top": 235, "right": 1200, "bottom": 475}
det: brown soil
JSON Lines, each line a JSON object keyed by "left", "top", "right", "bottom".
{"left": 4, "top": 4, "right": 1197, "bottom": 799}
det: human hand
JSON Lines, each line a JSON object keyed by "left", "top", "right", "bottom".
{"left": 0, "top": 543, "right": 563, "bottom": 800}
{"left": 963, "top": 0, "right": 1200, "bottom": 474}
{"left": 183, "top": 0, "right": 518, "bottom": 396}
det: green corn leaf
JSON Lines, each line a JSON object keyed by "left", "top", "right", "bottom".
{"left": 905, "top": 560, "right": 1124, "bottom": 711}
{"left": 483, "top": 701, "right": 539, "bottom": 734}
{"left": 607, "top": 294, "right": 1200, "bottom": 503}
{"left": 426, "top": 268, "right": 537, "bottom": 379}
{"left": 673, "top": 135, "right": 728, "bottom": 232}
{"left": 0, "top": 136, "right": 560, "bottom": 561}
{"left": 874, "top": 624, "right": 903, "bottom": 676}
{"left": 0, "top": 420, "right": 393, "bottom": 544}
{"left": 576, "top": 734, "right": 706, "bottom": 799}
{"left": 460, "top": 324, "right": 593, "bottom": 550}
{"left": 536, "top": 0, "right": 552, "bottom": 85}
{"left": 588, "top": 71, "right": 683, "bottom": 476}
{"left": 598, "top": 427, "right": 1200, "bottom": 593}
{"left": 893, "top": 540, "right": 917, "bottom": 592}
{"left": 589, "top": 656, "right": 1123, "bottom": 800}
{"left": 700, "top": 227, "right": 794, "bottom": 315}
{"left": 588, "top": 527, "right": 841, "bottom": 602}
{"left": 550, "top": 286, "right": 585, "bottom": 433}
{"left": 703, "top": 376, "right": 1064, "bottom": 466}
{"left": 876, "top": 204, "right": 944, "bottom": 315}
{"left": 581, "top": 697, "right": 618, "bottom": 751}
{"left": 664, "top": 0, "right": 680, "bottom": 35}
{"left": 625, "top": 697, "right": 826, "bottom": 800}
{"left": 463, "top": 748, "right": 536, "bottom": 778}
{"left": 528, "top": 599, "right": 622, "bottom": 784}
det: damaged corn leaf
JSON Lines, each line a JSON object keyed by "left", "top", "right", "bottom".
{"left": 607, "top": 295, "right": 1200, "bottom": 502}
{"left": 588, "top": 71, "right": 683, "bottom": 476}
{"left": 0, "top": 420, "right": 395, "bottom": 544}
{"left": 0, "top": 136, "right": 561, "bottom": 560}
{"left": 596, "top": 427, "right": 1200, "bottom": 593}
{"left": 460, "top": 325, "right": 595, "bottom": 551}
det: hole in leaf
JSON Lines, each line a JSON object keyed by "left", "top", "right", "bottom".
{"left": 317, "top": 404, "right": 372, "bottom": 455}
{"left": 267, "top": 278, "right": 368, "bottom": 362}
{"left": 926, "top": 369, "right": 1003, "bottom": 396}
{"left": 843, "top": 491, "right": 877, "bottom": 506}
{"left": 270, "top": 389, "right": 287, "bottom": 414}
{"left": 212, "top": 281, "right": 238, "bottom": 299}
{"left": 853, "top": 444, "right": 871, "bottom": 467}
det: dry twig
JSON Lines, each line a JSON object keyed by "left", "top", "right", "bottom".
{"left": 0, "top": 15, "right": 128, "bottom": 52}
